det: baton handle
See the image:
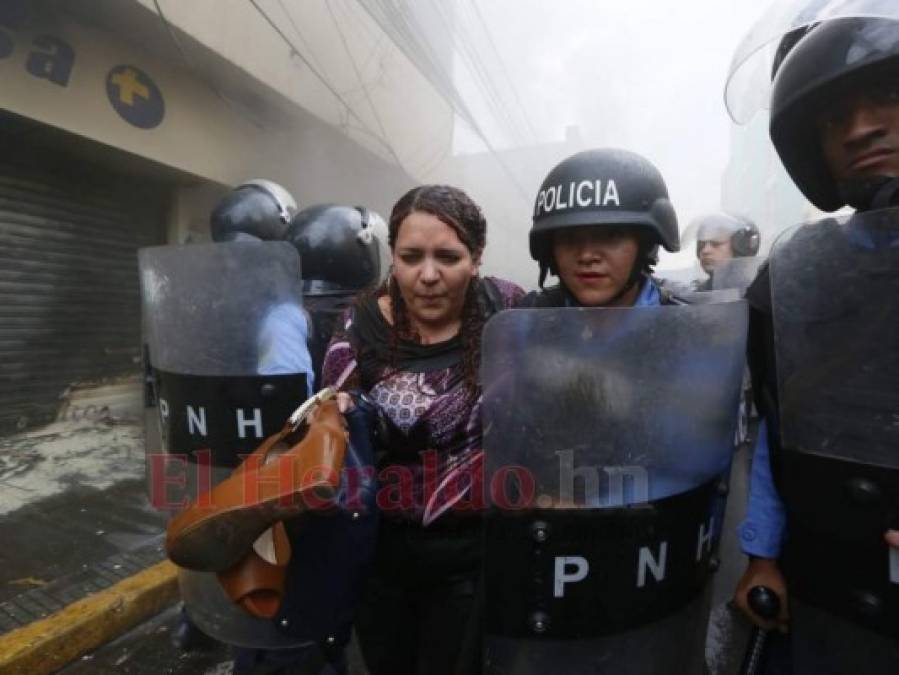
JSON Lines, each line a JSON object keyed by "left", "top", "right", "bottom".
{"left": 739, "top": 586, "right": 780, "bottom": 675}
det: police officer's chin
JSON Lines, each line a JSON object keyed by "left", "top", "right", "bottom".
{"left": 565, "top": 279, "right": 634, "bottom": 308}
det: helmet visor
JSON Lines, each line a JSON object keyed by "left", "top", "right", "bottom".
{"left": 725, "top": 0, "right": 899, "bottom": 124}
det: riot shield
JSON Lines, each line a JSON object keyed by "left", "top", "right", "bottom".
{"left": 711, "top": 257, "right": 765, "bottom": 295}
{"left": 481, "top": 302, "right": 748, "bottom": 674}
{"left": 139, "top": 240, "right": 311, "bottom": 648}
{"left": 769, "top": 210, "right": 899, "bottom": 666}
{"left": 725, "top": 0, "right": 899, "bottom": 124}
{"left": 679, "top": 288, "right": 742, "bottom": 305}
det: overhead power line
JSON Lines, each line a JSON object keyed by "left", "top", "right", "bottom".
{"left": 356, "top": 0, "right": 530, "bottom": 200}
{"left": 247, "top": 0, "right": 404, "bottom": 168}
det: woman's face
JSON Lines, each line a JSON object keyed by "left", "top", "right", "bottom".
{"left": 392, "top": 211, "right": 479, "bottom": 331}
{"left": 552, "top": 226, "right": 641, "bottom": 307}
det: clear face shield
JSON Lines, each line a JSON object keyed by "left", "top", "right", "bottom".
{"left": 725, "top": 0, "right": 899, "bottom": 125}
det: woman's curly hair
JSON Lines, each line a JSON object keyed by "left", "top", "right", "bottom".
{"left": 380, "top": 184, "right": 487, "bottom": 397}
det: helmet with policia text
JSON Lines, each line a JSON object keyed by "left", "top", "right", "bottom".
{"left": 284, "top": 204, "right": 388, "bottom": 295}
{"left": 529, "top": 149, "right": 679, "bottom": 287}
{"left": 210, "top": 179, "right": 298, "bottom": 243}
{"left": 694, "top": 213, "right": 760, "bottom": 258}
{"left": 770, "top": 16, "right": 899, "bottom": 211}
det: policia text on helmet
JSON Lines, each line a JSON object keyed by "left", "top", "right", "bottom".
{"left": 528, "top": 148, "right": 679, "bottom": 307}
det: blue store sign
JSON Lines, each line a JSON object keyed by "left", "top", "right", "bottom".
{"left": 106, "top": 64, "right": 165, "bottom": 129}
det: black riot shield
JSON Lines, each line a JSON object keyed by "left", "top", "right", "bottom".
{"left": 139, "top": 240, "right": 311, "bottom": 648}
{"left": 712, "top": 256, "right": 765, "bottom": 295}
{"left": 769, "top": 210, "right": 899, "bottom": 669}
{"left": 481, "top": 302, "right": 747, "bottom": 674}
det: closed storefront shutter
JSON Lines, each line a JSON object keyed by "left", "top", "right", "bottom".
{"left": 0, "top": 157, "right": 167, "bottom": 434}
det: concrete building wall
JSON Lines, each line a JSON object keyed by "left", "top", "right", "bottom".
{"left": 0, "top": 1, "right": 422, "bottom": 242}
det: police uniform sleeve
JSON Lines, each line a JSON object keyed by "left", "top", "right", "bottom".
{"left": 738, "top": 420, "right": 787, "bottom": 558}
{"left": 257, "top": 303, "right": 315, "bottom": 397}
{"left": 738, "top": 262, "right": 787, "bottom": 558}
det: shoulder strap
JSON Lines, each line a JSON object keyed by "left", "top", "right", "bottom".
{"left": 480, "top": 277, "right": 506, "bottom": 316}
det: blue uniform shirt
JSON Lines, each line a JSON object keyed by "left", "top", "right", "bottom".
{"left": 257, "top": 303, "right": 315, "bottom": 397}
{"left": 738, "top": 419, "right": 787, "bottom": 558}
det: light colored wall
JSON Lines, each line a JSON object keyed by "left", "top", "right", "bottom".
{"left": 128, "top": 0, "right": 455, "bottom": 179}
{"left": 0, "top": 6, "right": 417, "bottom": 243}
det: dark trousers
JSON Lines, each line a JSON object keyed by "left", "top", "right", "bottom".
{"left": 232, "top": 644, "right": 347, "bottom": 675}
{"left": 355, "top": 518, "right": 483, "bottom": 675}
{"left": 760, "top": 600, "right": 899, "bottom": 675}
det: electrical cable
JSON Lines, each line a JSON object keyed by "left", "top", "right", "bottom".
{"left": 248, "top": 0, "right": 405, "bottom": 167}
{"left": 357, "top": 0, "right": 530, "bottom": 200}
{"left": 468, "top": 0, "right": 539, "bottom": 145}
{"left": 325, "top": 0, "right": 404, "bottom": 168}
{"left": 153, "top": 0, "right": 266, "bottom": 129}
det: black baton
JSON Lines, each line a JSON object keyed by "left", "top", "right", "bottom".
{"left": 739, "top": 585, "right": 781, "bottom": 675}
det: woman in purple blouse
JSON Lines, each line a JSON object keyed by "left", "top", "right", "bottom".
{"left": 321, "top": 184, "right": 523, "bottom": 675}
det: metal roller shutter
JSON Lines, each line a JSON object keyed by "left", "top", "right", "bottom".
{"left": 0, "top": 158, "right": 167, "bottom": 434}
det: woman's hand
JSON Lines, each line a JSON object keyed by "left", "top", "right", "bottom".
{"left": 733, "top": 557, "right": 790, "bottom": 633}
{"left": 336, "top": 391, "right": 356, "bottom": 414}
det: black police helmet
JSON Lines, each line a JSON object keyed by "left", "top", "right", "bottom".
{"left": 694, "top": 213, "right": 760, "bottom": 258}
{"left": 530, "top": 149, "right": 679, "bottom": 280}
{"left": 770, "top": 17, "right": 899, "bottom": 211}
{"left": 284, "top": 204, "right": 385, "bottom": 295}
{"left": 210, "top": 180, "right": 298, "bottom": 243}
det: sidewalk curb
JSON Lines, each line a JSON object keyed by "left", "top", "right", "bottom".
{"left": 0, "top": 560, "right": 178, "bottom": 675}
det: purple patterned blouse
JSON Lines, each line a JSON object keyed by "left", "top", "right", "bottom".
{"left": 321, "top": 277, "right": 524, "bottom": 525}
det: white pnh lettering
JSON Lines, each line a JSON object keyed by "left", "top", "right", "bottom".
{"left": 696, "top": 517, "right": 715, "bottom": 561}
{"left": 637, "top": 542, "right": 668, "bottom": 587}
{"left": 158, "top": 398, "right": 169, "bottom": 420}
{"left": 554, "top": 556, "right": 589, "bottom": 598}
{"left": 237, "top": 408, "right": 263, "bottom": 439}
{"left": 187, "top": 405, "right": 207, "bottom": 436}
{"left": 890, "top": 548, "right": 899, "bottom": 585}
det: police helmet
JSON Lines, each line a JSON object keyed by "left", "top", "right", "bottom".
{"left": 210, "top": 179, "right": 298, "bottom": 242}
{"left": 694, "top": 213, "right": 760, "bottom": 258}
{"left": 284, "top": 204, "right": 387, "bottom": 295}
{"left": 530, "top": 149, "right": 679, "bottom": 285}
{"left": 770, "top": 17, "right": 899, "bottom": 211}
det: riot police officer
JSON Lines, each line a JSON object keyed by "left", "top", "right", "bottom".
{"left": 726, "top": 5, "right": 899, "bottom": 672}
{"left": 210, "top": 180, "right": 313, "bottom": 391}
{"left": 155, "top": 180, "right": 344, "bottom": 673}
{"left": 520, "top": 148, "right": 683, "bottom": 308}
{"left": 691, "top": 213, "right": 760, "bottom": 291}
{"left": 283, "top": 204, "right": 389, "bottom": 385}
{"left": 210, "top": 179, "right": 298, "bottom": 243}
{"left": 481, "top": 150, "right": 747, "bottom": 674}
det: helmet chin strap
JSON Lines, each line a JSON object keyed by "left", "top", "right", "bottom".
{"left": 838, "top": 176, "right": 899, "bottom": 211}
{"left": 538, "top": 263, "right": 550, "bottom": 289}
{"left": 605, "top": 258, "right": 644, "bottom": 306}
